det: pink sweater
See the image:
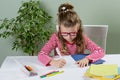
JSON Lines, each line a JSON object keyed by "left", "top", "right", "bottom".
{"left": 38, "top": 33, "right": 105, "bottom": 66}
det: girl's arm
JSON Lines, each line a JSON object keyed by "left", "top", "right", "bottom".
{"left": 38, "top": 33, "right": 58, "bottom": 66}
{"left": 84, "top": 35, "right": 105, "bottom": 62}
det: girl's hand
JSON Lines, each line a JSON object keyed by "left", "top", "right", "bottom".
{"left": 50, "top": 58, "right": 66, "bottom": 68}
{"left": 76, "top": 58, "right": 89, "bottom": 68}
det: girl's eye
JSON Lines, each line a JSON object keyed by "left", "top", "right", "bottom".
{"left": 61, "top": 32, "right": 77, "bottom": 36}
{"left": 61, "top": 32, "right": 68, "bottom": 36}
{"left": 70, "top": 32, "right": 77, "bottom": 36}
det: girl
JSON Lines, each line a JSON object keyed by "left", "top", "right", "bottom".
{"left": 38, "top": 3, "right": 105, "bottom": 68}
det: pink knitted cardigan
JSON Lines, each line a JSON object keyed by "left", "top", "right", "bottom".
{"left": 38, "top": 33, "right": 105, "bottom": 66}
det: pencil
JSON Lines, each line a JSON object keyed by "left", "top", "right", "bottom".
{"left": 46, "top": 70, "right": 64, "bottom": 77}
{"left": 40, "top": 70, "right": 59, "bottom": 78}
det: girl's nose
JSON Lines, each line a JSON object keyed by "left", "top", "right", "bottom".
{"left": 67, "top": 35, "right": 72, "bottom": 39}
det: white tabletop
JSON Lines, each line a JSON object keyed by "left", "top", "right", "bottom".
{"left": 0, "top": 54, "right": 120, "bottom": 80}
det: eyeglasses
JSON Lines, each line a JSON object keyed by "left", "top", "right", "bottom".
{"left": 61, "top": 32, "right": 77, "bottom": 36}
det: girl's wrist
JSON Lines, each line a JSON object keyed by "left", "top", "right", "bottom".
{"left": 85, "top": 57, "right": 90, "bottom": 62}
{"left": 49, "top": 59, "right": 55, "bottom": 66}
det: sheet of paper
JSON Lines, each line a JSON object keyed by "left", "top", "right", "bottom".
{"left": 49, "top": 55, "right": 78, "bottom": 69}
{"left": 89, "top": 64, "right": 118, "bottom": 76}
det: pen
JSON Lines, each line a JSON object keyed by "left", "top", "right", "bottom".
{"left": 14, "top": 59, "right": 38, "bottom": 76}
{"left": 46, "top": 70, "right": 64, "bottom": 77}
{"left": 40, "top": 70, "right": 59, "bottom": 78}
{"left": 24, "top": 65, "right": 33, "bottom": 71}
{"left": 24, "top": 65, "right": 38, "bottom": 76}
{"left": 41, "top": 70, "right": 58, "bottom": 76}
{"left": 56, "top": 47, "right": 62, "bottom": 58}
{"left": 40, "top": 70, "right": 64, "bottom": 78}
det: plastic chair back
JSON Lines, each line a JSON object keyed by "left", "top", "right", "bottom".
{"left": 83, "top": 25, "right": 108, "bottom": 52}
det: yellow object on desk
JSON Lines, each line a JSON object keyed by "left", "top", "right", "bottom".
{"left": 84, "top": 64, "right": 119, "bottom": 80}
{"left": 46, "top": 70, "right": 64, "bottom": 77}
{"left": 94, "top": 77, "right": 113, "bottom": 80}
{"left": 90, "top": 75, "right": 120, "bottom": 80}
{"left": 89, "top": 64, "right": 118, "bottom": 76}
{"left": 40, "top": 70, "right": 64, "bottom": 78}
{"left": 113, "top": 74, "right": 120, "bottom": 80}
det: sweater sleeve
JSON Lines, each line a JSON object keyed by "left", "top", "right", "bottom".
{"left": 84, "top": 35, "right": 105, "bottom": 62}
{"left": 38, "top": 33, "right": 58, "bottom": 66}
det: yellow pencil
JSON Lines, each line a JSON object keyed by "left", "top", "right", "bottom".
{"left": 46, "top": 70, "right": 64, "bottom": 77}
{"left": 113, "top": 75, "right": 120, "bottom": 80}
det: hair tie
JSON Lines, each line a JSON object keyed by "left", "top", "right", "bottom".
{"left": 62, "top": 7, "right": 72, "bottom": 13}
{"left": 62, "top": 6, "right": 66, "bottom": 11}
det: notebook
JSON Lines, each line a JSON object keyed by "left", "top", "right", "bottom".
{"left": 89, "top": 64, "right": 118, "bottom": 76}
{"left": 71, "top": 54, "right": 105, "bottom": 64}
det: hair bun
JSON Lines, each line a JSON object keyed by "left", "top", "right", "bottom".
{"left": 58, "top": 3, "right": 74, "bottom": 13}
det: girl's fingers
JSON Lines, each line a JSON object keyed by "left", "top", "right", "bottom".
{"left": 76, "top": 61, "right": 88, "bottom": 68}
{"left": 79, "top": 62, "right": 84, "bottom": 67}
{"left": 86, "top": 62, "right": 88, "bottom": 66}
{"left": 59, "top": 63, "right": 65, "bottom": 68}
{"left": 75, "top": 61, "right": 79, "bottom": 64}
{"left": 57, "top": 59, "right": 66, "bottom": 68}
{"left": 76, "top": 58, "right": 89, "bottom": 67}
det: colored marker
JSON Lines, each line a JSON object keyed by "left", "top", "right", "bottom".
{"left": 40, "top": 70, "right": 59, "bottom": 78}
{"left": 24, "top": 65, "right": 38, "bottom": 76}
{"left": 24, "top": 65, "right": 33, "bottom": 71}
{"left": 40, "top": 71, "right": 63, "bottom": 78}
{"left": 40, "top": 75, "right": 46, "bottom": 78}
{"left": 46, "top": 70, "right": 64, "bottom": 77}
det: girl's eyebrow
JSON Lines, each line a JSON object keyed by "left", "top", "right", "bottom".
{"left": 61, "top": 31, "right": 77, "bottom": 33}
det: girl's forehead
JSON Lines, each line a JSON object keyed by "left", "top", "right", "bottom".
{"left": 61, "top": 26, "right": 76, "bottom": 30}
{"left": 60, "top": 24, "right": 79, "bottom": 31}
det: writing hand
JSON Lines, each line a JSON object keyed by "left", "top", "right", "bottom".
{"left": 50, "top": 58, "right": 66, "bottom": 68}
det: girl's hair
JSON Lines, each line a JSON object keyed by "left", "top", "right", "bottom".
{"left": 57, "top": 3, "right": 86, "bottom": 54}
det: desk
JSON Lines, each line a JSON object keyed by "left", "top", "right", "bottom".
{"left": 0, "top": 54, "right": 120, "bottom": 80}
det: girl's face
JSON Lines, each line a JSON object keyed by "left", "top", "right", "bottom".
{"left": 60, "top": 24, "right": 79, "bottom": 43}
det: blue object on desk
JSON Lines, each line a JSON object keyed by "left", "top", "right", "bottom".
{"left": 118, "top": 67, "right": 120, "bottom": 74}
{"left": 71, "top": 54, "right": 105, "bottom": 64}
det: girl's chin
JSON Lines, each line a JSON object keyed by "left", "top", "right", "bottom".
{"left": 66, "top": 40, "right": 74, "bottom": 43}
{"left": 66, "top": 40, "right": 72, "bottom": 42}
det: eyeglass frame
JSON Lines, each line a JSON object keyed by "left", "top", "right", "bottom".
{"left": 60, "top": 32, "right": 78, "bottom": 36}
